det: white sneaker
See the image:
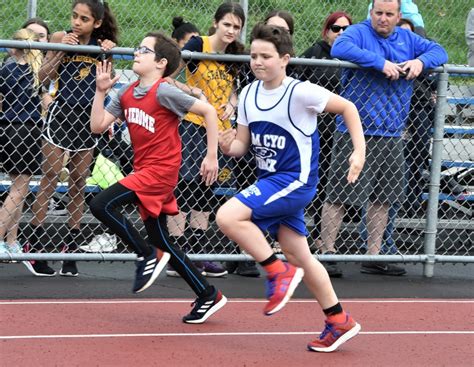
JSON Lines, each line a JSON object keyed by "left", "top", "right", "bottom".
{"left": 8, "top": 241, "right": 23, "bottom": 262}
{"left": 80, "top": 233, "right": 118, "bottom": 252}
{"left": 47, "top": 198, "right": 68, "bottom": 216}
{"left": 0, "top": 241, "right": 8, "bottom": 255}
{"left": 8, "top": 241, "right": 23, "bottom": 254}
{"left": 1, "top": 241, "right": 22, "bottom": 263}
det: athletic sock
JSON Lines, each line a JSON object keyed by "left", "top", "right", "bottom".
{"left": 259, "top": 254, "right": 287, "bottom": 274}
{"left": 324, "top": 303, "right": 347, "bottom": 323}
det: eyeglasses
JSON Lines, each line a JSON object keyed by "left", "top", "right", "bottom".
{"left": 329, "top": 25, "right": 349, "bottom": 33}
{"left": 134, "top": 46, "right": 155, "bottom": 54}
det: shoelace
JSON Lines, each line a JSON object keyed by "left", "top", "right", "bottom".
{"left": 319, "top": 321, "right": 334, "bottom": 340}
{"left": 189, "top": 297, "right": 206, "bottom": 315}
{"left": 265, "top": 275, "right": 276, "bottom": 298}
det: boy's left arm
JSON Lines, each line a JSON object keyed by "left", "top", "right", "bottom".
{"left": 324, "top": 93, "right": 366, "bottom": 183}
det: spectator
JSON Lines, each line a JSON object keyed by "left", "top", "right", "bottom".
{"left": 89, "top": 32, "right": 227, "bottom": 323}
{"left": 21, "top": 19, "right": 54, "bottom": 111}
{"left": 300, "top": 11, "right": 353, "bottom": 277}
{"left": 170, "top": 16, "right": 199, "bottom": 85}
{"left": 167, "top": 2, "right": 246, "bottom": 278}
{"left": 217, "top": 23, "right": 364, "bottom": 352}
{"left": 397, "top": 18, "right": 437, "bottom": 215}
{"left": 467, "top": 8, "right": 474, "bottom": 67}
{"left": 0, "top": 29, "right": 43, "bottom": 258}
{"left": 21, "top": 17, "right": 70, "bottom": 216}
{"left": 359, "top": 17, "right": 438, "bottom": 256}
{"left": 1, "top": 19, "right": 49, "bottom": 65}
{"left": 300, "top": 11, "right": 352, "bottom": 87}
{"left": 171, "top": 16, "right": 200, "bottom": 49}
{"left": 167, "top": 16, "right": 204, "bottom": 277}
{"left": 3, "top": 18, "right": 61, "bottom": 249}
{"left": 22, "top": 17, "right": 50, "bottom": 43}
{"left": 23, "top": 0, "right": 118, "bottom": 277}
{"left": 264, "top": 9, "right": 295, "bottom": 36}
{"left": 367, "top": 0, "right": 425, "bottom": 35}
{"left": 320, "top": 0, "right": 448, "bottom": 276}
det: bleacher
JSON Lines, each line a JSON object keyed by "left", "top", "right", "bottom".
{"left": 423, "top": 78, "right": 474, "bottom": 216}
{"left": 0, "top": 178, "right": 101, "bottom": 194}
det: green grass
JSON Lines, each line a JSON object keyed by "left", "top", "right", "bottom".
{"left": 0, "top": 0, "right": 471, "bottom": 64}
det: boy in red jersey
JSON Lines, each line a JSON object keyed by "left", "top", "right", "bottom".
{"left": 90, "top": 32, "right": 226, "bottom": 324}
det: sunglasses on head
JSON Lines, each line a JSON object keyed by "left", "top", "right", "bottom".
{"left": 134, "top": 45, "right": 155, "bottom": 54}
{"left": 329, "top": 25, "right": 349, "bottom": 33}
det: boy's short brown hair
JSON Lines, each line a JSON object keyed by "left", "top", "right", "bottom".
{"left": 145, "top": 31, "right": 181, "bottom": 77}
{"left": 250, "top": 23, "right": 294, "bottom": 57}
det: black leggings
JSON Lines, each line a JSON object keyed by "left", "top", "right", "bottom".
{"left": 88, "top": 182, "right": 211, "bottom": 296}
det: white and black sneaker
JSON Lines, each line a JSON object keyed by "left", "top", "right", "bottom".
{"left": 47, "top": 198, "right": 68, "bottom": 216}
{"left": 360, "top": 262, "right": 406, "bottom": 276}
{"left": 133, "top": 248, "right": 170, "bottom": 293}
{"left": 182, "top": 289, "right": 227, "bottom": 324}
{"left": 60, "top": 261, "right": 79, "bottom": 277}
{"left": 23, "top": 260, "right": 56, "bottom": 277}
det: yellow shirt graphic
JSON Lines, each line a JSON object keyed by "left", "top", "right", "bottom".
{"left": 184, "top": 36, "right": 234, "bottom": 131}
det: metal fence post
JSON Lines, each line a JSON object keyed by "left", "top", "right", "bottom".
{"left": 423, "top": 68, "right": 449, "bottom": 277}
{"left": 240, "top": 0, "right": 249, "bottom": 44}
{"left": 27, "top": 0, "right": 37, "bottom": 19}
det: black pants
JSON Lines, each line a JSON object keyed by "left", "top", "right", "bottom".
{"left": 88, "top": 182, "right": 211, "bottom": 296}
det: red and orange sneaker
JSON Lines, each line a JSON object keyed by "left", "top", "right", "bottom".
{"left": 307, "top": 314, "right": 361, "bottom": 352}
{"left": 263, "top": 263, "right": 304, "bottom": 315}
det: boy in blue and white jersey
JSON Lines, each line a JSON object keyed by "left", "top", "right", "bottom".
{"left": 216, "top": 23, "right": 365, "bottom": 353}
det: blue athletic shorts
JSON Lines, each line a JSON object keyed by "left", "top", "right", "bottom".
{"left": 235, "top": 173, "right": 316, "bottom": 239}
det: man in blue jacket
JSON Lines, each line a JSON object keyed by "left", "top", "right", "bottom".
{"left": 318, "top": 0, "right": 448, "bottom": 276}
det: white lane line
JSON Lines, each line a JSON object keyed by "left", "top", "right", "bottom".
{"left": 1, "top": 299, "right": 473, "bottom": 305}
{"left": 1, "top": 330, "right": 473, "bottom": 340}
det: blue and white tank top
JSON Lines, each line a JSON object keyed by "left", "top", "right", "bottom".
{"left": 237, "top": 77, "right": 331, "bottom": 186}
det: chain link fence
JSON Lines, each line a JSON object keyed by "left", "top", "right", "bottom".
{"left": 0, "top": 1, "right": 472, "bottom": 64}
{"left": 0, "top": 11, "right": 473, "bottom": 276}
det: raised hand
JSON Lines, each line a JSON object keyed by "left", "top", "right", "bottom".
{"left": 96, "top": 60, "right": 119, "bottom": 93}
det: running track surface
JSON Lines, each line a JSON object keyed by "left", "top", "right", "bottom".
{"left": 2, "top": 298, "right": 473, "bottom": 366}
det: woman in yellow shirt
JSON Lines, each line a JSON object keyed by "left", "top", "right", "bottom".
{"left": 167, "top": 2, "right": 245, "bottom": 278}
